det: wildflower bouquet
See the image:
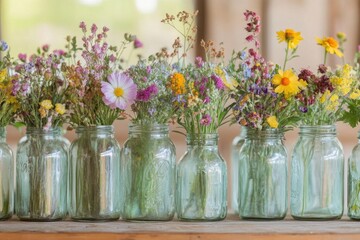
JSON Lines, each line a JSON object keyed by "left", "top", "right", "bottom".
{"left": 163, "top": 11, "right": 230, "bottom": 220}
{"left": 13, "top": 45, "right": 68, "bottom": 130}
{"left": 296, "top": 35, "right": 357, "bottom": 126}
{"left": 229, "top": 11, "right": 304, "bottom": 132}
{"left": 65, "top": 22, "right": 138, "bottom": 219}
{"left": 121, "top": 57, "right": 177, "bottom": 220}
{"left": 228, "top": 10, "right": 305, "bottom": 219}
{"left": 65, "top": 22, "right": 137, "bottom": 127}
{"left": 0, "top": 40, "right": 17, "bottom": 127}
{"left": 340, "top": 45, "right": 360, "bottom": 127}
{"left": 12, "top": 44, "right": 69, "bottom": 220}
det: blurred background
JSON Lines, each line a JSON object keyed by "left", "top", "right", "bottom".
{"left": 1, "top": 0, "right": 360, "bottom": 206}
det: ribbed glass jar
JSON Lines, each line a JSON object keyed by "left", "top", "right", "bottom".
{"left": 69, "top": 126, "right": 121, "bottom": 221}
{"left": 176, "top": 134, "right": 227, "bottom": 221}
{"left": 348, "top": 130, "right": 360, "bottom": 219}
{"left": 16, "top": 127, "right": 68, "bottom": 221}
{"left": 121, "top": 124, "right": 176, "bottom": 221}
{"left": 238, "top": 128, "right": 287, "bottom": 220}
{"left": 231, "top": 127, "right": 246, "bottom": 214}
{"left": 0, "top": 127, "right": 13, "bottom": 220}
{"left": 290, "top": 125, "right": 344, "bottom": 220}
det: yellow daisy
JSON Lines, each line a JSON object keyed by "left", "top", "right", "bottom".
{"left": 316, "top": 37, "right": 343, "bottom": 57}
{"left": 272, "top": 69, "right": 303, "bottom": 99}
{"left": 267, "top": 116, "right": 279, "bottom": 128}
{"left": 276, "top": 29, "right": 303, "bottom": 49}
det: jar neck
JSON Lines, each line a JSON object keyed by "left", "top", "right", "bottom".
{"left": 26, "top": 127, "right": 62, "bottom": 136}
{"left": 76, "top": 125, "right": 114, "bottom": 136}
{"left": 0, "top": 127, "right": 5, "bottom": 142}
{"left": 186, "top": 133, "right": 218, "bottom": 146}
{"left": 299, "top": 125, "right": 336, "bottom": 137}
{"left": 129, "top": 124, "right": 169, "bottom": 137}
{"left": 245, "top": 128, "right": 283, "bottom": 140}
{"left": 239, "top": 126, "right": 247, "bottom": 138}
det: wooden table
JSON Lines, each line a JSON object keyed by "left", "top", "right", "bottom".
{"left": 0, "top": 214, "right": 360, "bottom": 240}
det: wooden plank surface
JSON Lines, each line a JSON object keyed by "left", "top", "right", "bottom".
{"left": 0, "top": 214, "right": 359, "bottom": 239}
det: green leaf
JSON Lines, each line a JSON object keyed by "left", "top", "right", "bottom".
{"left": 12, "top": 122, "right": 26, "bottom": 129}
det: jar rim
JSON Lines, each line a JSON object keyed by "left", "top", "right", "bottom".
{"left": 26, "top": 127, "right": 62, "bottom": 134}
{"left": 75, "top": 125, "right": 114, "bottom": 133}
{"left": 129, "top": 123, "right": 169, "bottom": 133}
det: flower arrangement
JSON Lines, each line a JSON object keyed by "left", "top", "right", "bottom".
{"left": 65, "top": 22, "right": 137, "bottom": 127}
{"left": 12, "top": 44, "right": 68, "bottom": 130}
{"left": 295, "top": 34, "right": 357, "bottom": 126}
{"left": 126, "top": 58, "right": 174, "bottom": 125}
{"left": 162, "top": 11, "right": 233, "bottom": 137}
{"left": 0, "top": 40, "right": 17, "bottom": 127}
{"left": 229, "top": 10, "right": 304, "bottom": 131}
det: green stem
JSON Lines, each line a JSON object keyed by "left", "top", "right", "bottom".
{"left": 282, "top": 43, "right": 289, "bottom": 71}
{"left": 324, "top": 51, "right": 328, "bottom": 65}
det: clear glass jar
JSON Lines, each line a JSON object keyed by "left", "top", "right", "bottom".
{"left": 16, "top": 127, "right": 68, "bottom": 221}
{"left": 238, "top": 128, "right": 287, "bottom": 220}
{"left": 121, "top": 124, "right": 176, "bottom": 221}
{"left": 348, "top": 130, "right": 360, "bottom": 219}
{"left": 176, "top": 134, "right": 227, "bottom": 221}
{"left": 69, "top": 125, "right": 121, "bottom": 221}
{"left": 231, "top": 127, "right": 246, "bottom": 214}
{"left": 0, "top": 127, "right": 13, "bottom": 220}
{"left": 290, "top": 125, "right": 344, "bottom": 220}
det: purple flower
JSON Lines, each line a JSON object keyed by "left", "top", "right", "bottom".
{"left": 21, "top": 82, "right": 30, "bottom": 95}
{"left": 204, "top": 96, "right": 210, "bottom": 104}
{"left": 25, "top": 62, "right": 34, "bottom": 72}
{"left": 12, "top": 79, "right": 21, "bottom": 95}
{"left": 42, "top": 44, "right": 49, "bottom": 52}
{"left": 195, "top": 56, "right": 204, "bottom": 68}
{"left": 101, "top": 72, "right": 137, "bottom": 110}
{"left": 53, "top": 49, "right": 65, "bottom": 56}
{"left": 299, "top": 106, "right": 308, "bottom": 113}
{"left": 0, "top": 40, "right": 8, "bottom": 51}
{"left": 18, "top": 53, "right": 27, "bottom": 62}
{"left": 200, "top": 114, "right": 212, "bottom": 126}
{"left": 79, "top": 22, "right": 87, "bottom": 32}
{"left": 103, "top": 26, "right": 109, "bottom": 32}
{"left": 136, "top": 84, "right": 158, "bottom": 102}
{"left": 146, "top": 66, "right": 152, "bottom": 74}
{"left": 109, "top": 54, "right": 116, "bottom": 63}
{"left": 148, "top": 108, "right": 156, "bottom": 116}
{"left": 243, "top": 64, "right": 252, "bottom": 79}
{"left": 134, "top": 38, "right": 143, "bottom": 49}
{"left": 211, "top": 75, "right": 225, "bottom": 90}
{"left": 91, "top": 24, "right": 98, "bottom": 34}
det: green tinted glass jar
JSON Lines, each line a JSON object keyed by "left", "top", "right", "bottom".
{"left": 121, "top": 124, "right": 176, "bottom": 221}
{"left": 238, "top": 128, "right": 287, "bottom": 220}
{"left": 0, "top": 127, "right": 13, "bottom": 220}
{"left": 347, "top": 130, "right": 360, "bottom": 219}
{"left": 69, "top": 125, "right": 121, "bottom": 221}
{"left": 231, "top": 127, "right": 246, "bottom": 214}
{"left": 290, "top": 125, "right": 343, "bottom": 220}
{"left": 16, "top": 127, "right": 68, "bottom": 221}
{"left": 176, "top": 134, "right": 227, "bottom": 221}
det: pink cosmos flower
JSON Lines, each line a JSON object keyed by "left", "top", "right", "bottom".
{"left": 101, "top": 72, "right": 137, "bottom": 110}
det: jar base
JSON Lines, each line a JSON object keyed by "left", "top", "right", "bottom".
{"left": 240, "top": 216, "right": 286, "bottom": 221}
{"left": 177, "top": 216, "right": 226, "bottom": 222}
{"left": 71, "top": 217, "right": 120, "bottom": 222}
{"left": 122, "top": 217, "right": 173, "bottom": 222}
{"left": 18, "top": 217, "right": 64, "bottom": 222}
{"left": 0, "top": 214, "right": 13, "bottom": 221}
{"left": 291, "top": 215, "right": 342, "bottom": 221}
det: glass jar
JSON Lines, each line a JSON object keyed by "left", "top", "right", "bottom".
{"left": 69, "top": 125, "right": 121, "bottom": 221}
{"left": 176, "top": 134, "right": 227, "bottom": 221}
{"left": 121, "top": 124, "right": 176, "bottom": 221}
{"left": 0, "top": 127, "right": 13, "bottom": 220}
{"left": 290, "top": 125, "right": 344, "bottom": 220}
{"left": 16, "top": 127, "right": 68, "bottom": 221}
{"left": 238, "top": 128, "right": 287, "bottom": 220}
{"left": 348, "top": 130, "right": 360, "bottom": 219}
{"left": 231, "top": 127, "right": 246, "bottom": 214}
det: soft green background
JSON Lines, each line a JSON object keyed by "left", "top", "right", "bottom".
{"left": 1, "top": 0, "right": 192, "bottom": 57}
